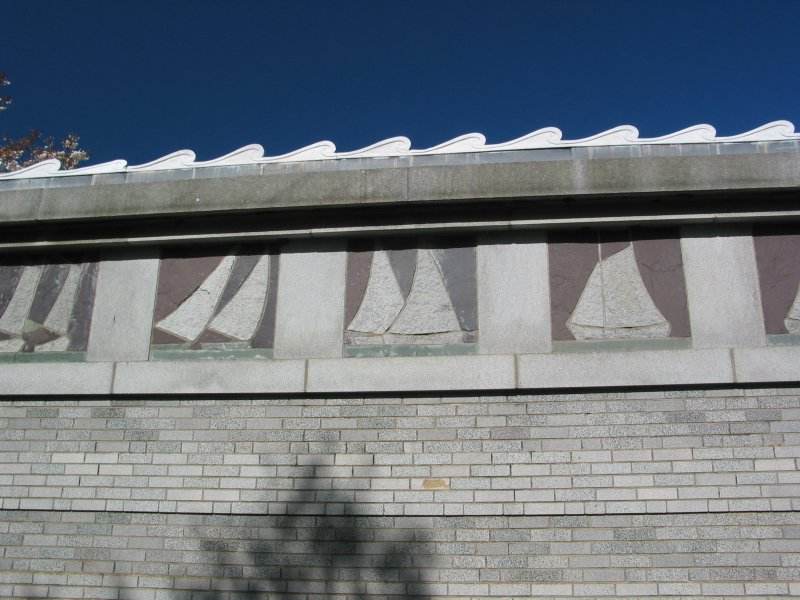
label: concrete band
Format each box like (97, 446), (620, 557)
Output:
(0, 346), (797, 395)
(0, 151), (798, 228)
(0, 223), (796, 395)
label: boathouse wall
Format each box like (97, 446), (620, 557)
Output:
(1, 142), (799, 598)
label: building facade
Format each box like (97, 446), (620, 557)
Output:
(1, 130), (800, 598)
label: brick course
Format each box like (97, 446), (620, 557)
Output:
(1, 510), (799, 598)
(2, 390), (799, 516)
(2, 387), (800, 597)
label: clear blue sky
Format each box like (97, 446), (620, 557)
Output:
(2, 1), (798, 165)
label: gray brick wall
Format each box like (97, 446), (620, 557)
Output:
(1, 511), (800, 598)
(2, 390), (799, 516)
(2, 386), (800, 598)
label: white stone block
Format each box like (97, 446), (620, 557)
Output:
(681, 225), (766, 349)
(307, 355), (515, 393)
(113, 360), (305, 394)
(87, 251), (160, 361)
(273, 240), (347, 358)
(0, 363), (113, 394)
(517, 348), (732, 389)
(733, 346), (800, 383)
(477, 232), (551, 354)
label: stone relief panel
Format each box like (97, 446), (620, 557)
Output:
(549, 228), (690, 342)
(151, 245), (279, 356)
(753, 225), (800, 337)
(0, 256), (97, 356)
(344, 237), (477, 354)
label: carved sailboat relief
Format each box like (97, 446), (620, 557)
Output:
(568, 245), (670, 340)
(208, 255), (271, 340)
(156, 256), (237, 342)
(347, 250), (406, 336)
(389, 249), (462, 339)
(0, 266), (41, 339)
(786, 285), (800, 334)
(0, 260), (97, 354)
(152, 248), (278, 352)
(345, 241), (477, 347)
(550, 230), (690, 343)
(752, 228), (800, 338)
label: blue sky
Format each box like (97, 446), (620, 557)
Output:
(2, 1), (799, 165)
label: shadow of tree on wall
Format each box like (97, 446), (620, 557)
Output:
(197, 462), (435, 599)
(16, 463), (435, 600)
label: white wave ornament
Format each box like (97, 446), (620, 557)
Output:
(193, 144), (265, 167)
(2, 120), (798, 180)
(637, 124), (716, 144)
(484, 127), (564, 151)
(60, 159), (129, 176)
(412, 133), (487, 155)
(716, 120), (799, 142)
(334, 137), (412, 159)
(0, 159), (62, 179)
(263, 140), (336, 163)
(127, 149), (197, 171)
(557, 125), (641, 147)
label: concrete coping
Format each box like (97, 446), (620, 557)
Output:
(0, 148), (798, 231)
(1, 346), (797, 396)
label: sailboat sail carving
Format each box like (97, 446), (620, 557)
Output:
(348, 250), (405, 335)
(347, 248), (464, 344)
(155, 254), (271, 344)
(786, 284), (800, 334)
(0, 266), (42, 337)
(0, 263), (91, 352)
(567, 244), (670, 340)
(208, 255), (271, 340)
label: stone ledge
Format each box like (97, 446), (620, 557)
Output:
(1, 152), (798, 227)
(517, 348), (734, 389)
(306, 354), (516, 393)
(112, 360), (306, 394)
(1, 346), (799, 395)
(0, 362), (114, 395)
(733, 346), (800, 382)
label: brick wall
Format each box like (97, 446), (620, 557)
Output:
(2, 510), (799, 599)
(2, 386), (800, 598)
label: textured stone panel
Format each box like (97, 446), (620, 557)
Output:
(347, 249), (405, 334)
(682, 225), (766, 349)
(345, 237), (477, 350)
(568, 245), (670, 339)
(548, 229), (597, 342)
(549, 228), (689, 342)
(477, 232), (551, 354)
(0, 253), (97, 355)
(633, 231), (691, 338)
(273, 240), (347, 359)
(152, 244), (279, 354)
(87, 251), (158, 362)
(753, 224), (800, 335)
